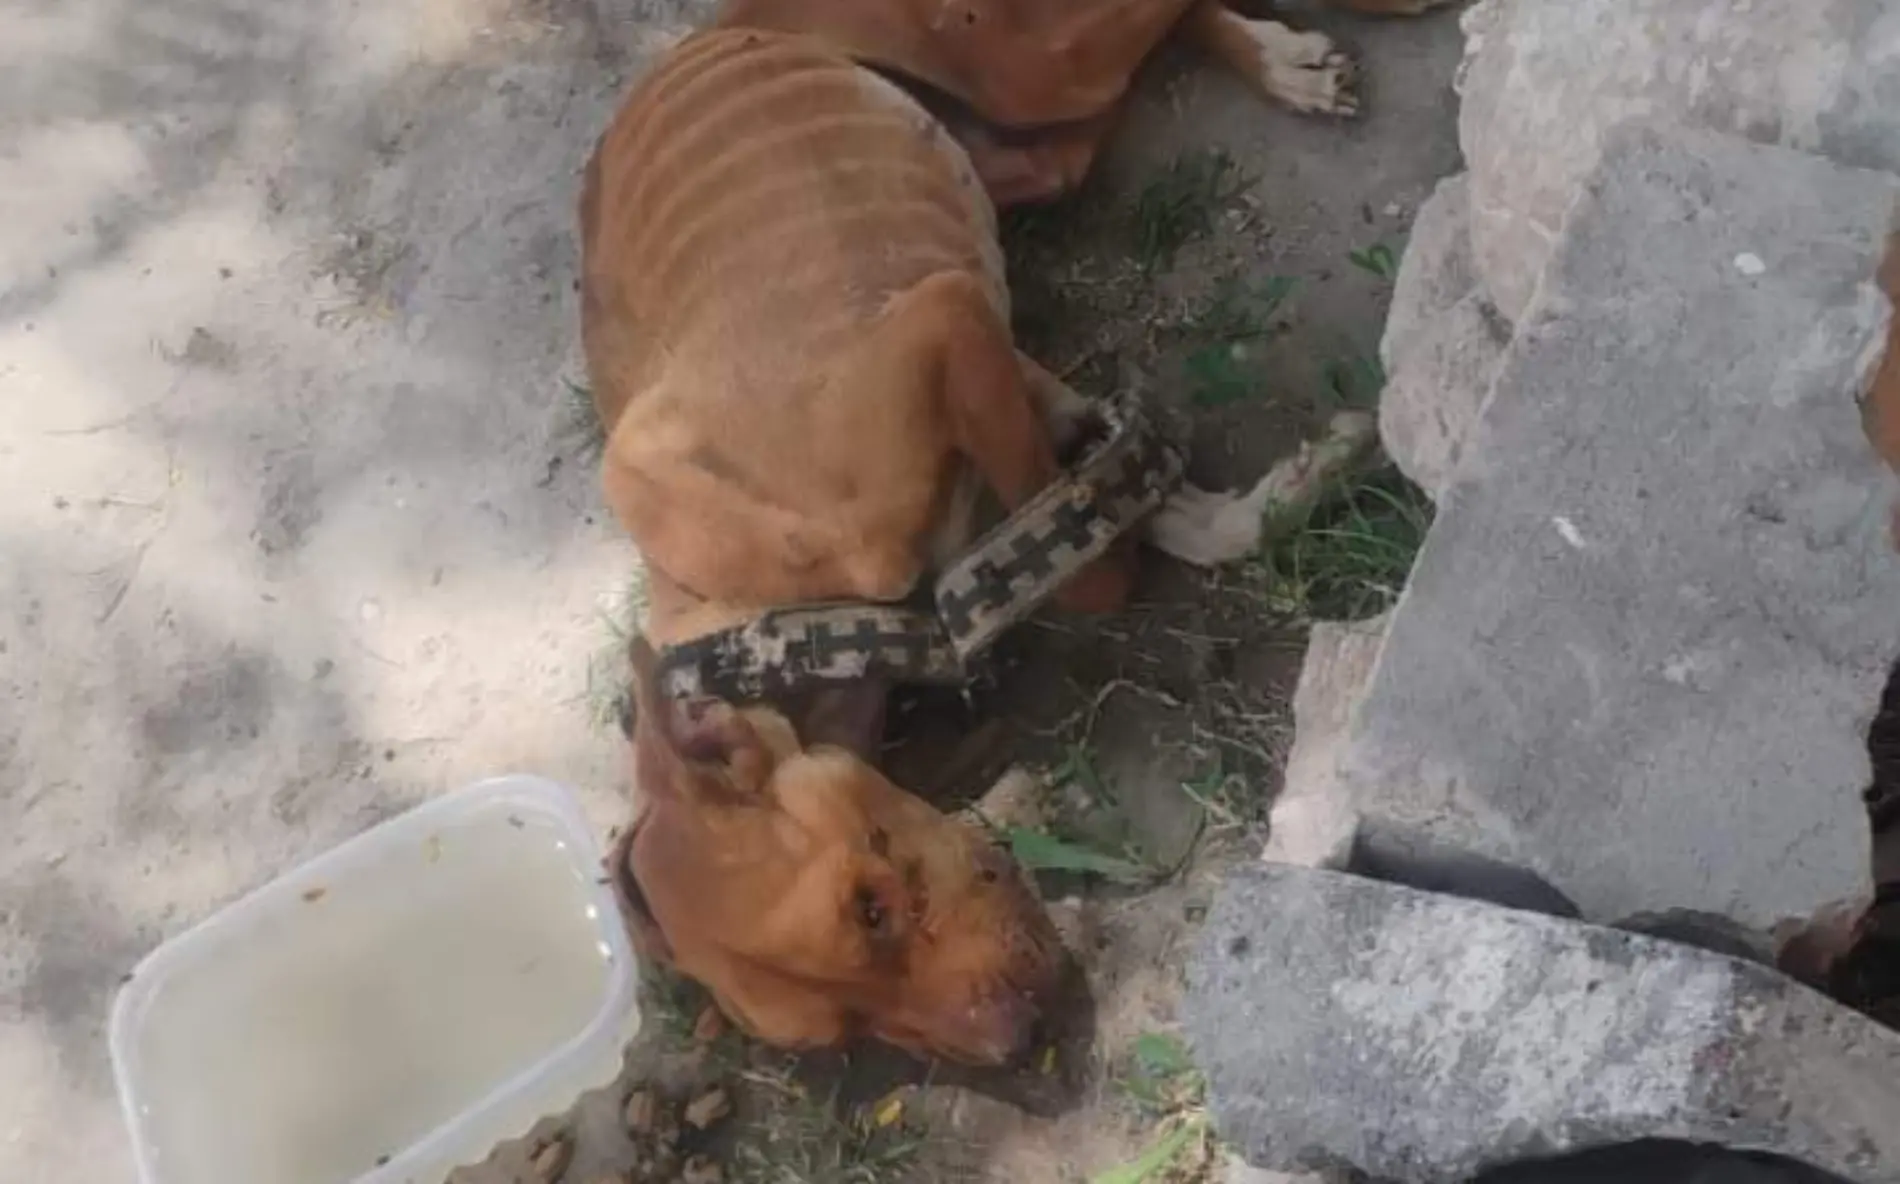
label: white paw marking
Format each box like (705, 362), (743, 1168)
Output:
(1244, 20), (1359, 117)
(1145, 411), (1380, 569)
(1146, 483), (1269, 568)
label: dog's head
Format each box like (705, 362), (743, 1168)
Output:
(620, 637), (1066, 1066)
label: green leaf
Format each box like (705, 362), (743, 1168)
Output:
(1131, 1032), (1195, 1079)
(1090, 1118), (1206, 1184)
(1006, 828), (1151, 884)
(1186, 345), (1256, 408)
(1349, 242), (1399, 279)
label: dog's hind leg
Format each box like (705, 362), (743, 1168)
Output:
(1182, 2), (1358, 116)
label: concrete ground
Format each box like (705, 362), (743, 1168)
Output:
(0, 1), (1463, 1181)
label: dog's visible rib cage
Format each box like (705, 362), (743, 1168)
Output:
(580, 30), (1017, 641)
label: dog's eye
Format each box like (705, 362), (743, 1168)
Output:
(975, 844), (1011, 884)
(856, 887), (887, 932)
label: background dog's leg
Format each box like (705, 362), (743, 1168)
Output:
(950, 109), (1124, 208)
(938, 0), (1205, 126)
(1321, 0), (1462, 14)
(1183, 2), (1359, 116)
(1147, 410), (1378, 567)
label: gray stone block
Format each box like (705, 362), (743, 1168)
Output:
(1456, 0), (1900, 321)
(1320, 121), (1900, 949)
(1379, 289), (1510, 498)
(1185, 864), (1900, 1184)
(1383, 173), (1482, 374)
(1379, 173), (1513, 497)
(1264, 614), (1386, 871)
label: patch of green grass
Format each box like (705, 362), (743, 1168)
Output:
(1178, 274), (1298, 408)
(1176, 754), (1262, 832)
(1128, 149), (1251, 272)
(1320, 351), (1387, 412)
(1348, 241), (1400, 280)
(1092, 1119), (1210, 1184)
(1183, 344), (1255, 408)
(1006, 826), (1154, 886)
(584, 570), (648, 733)
(1121, 1033), (1199, 1112)
(1200, 274), (1297, 341)
(1099, 1033), (1214, 1184)
(1257, 467), (1434, 622)
(630, 972), (922, 1183)
(728, 1065), (925, 1184)
(559, 377), (607, 462)
(1048, 740), (1110, 803)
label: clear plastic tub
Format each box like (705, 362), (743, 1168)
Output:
(109, 775), (640, 1184)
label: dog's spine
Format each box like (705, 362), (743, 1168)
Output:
(586, 31), (999, 358)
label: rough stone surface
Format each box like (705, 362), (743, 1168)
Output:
(1261, 614), (1386, 871)
(1315, 120), (1900, 949)
(1185, 864), (1900, 1184)
(1379, 173), (1511, 496)
(1378, 289), (1509, 497)
(1457, 0), (1900, 321)
(1381, 173), (1480, 372)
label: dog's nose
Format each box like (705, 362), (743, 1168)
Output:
(966, 989), (1041, 1065)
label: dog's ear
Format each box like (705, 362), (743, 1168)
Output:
(627, 635), (778, 797)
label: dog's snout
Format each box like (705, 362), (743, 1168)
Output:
(965, 986), (1043, 1065)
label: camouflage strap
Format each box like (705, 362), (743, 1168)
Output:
(655, 396), (1183, 702)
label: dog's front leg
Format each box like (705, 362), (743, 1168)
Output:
(1322, 0), (1463, 14)
(880, 272), (1136, 613)
(1013, 357), (1377, 569)
(1182, 2), (1359, 117)
(1147, 411), (1379, 568)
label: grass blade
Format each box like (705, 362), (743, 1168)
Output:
(1006, 828), (1151, 885)
(1090, 1117), (1207, 1184)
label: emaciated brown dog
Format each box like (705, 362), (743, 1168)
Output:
(581, 0), (1455, 1067)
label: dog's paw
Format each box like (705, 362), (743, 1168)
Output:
(1145, 483), (1270, 568)
(1247, 21), (1360, 117)
(1147, 412), (1380, 569)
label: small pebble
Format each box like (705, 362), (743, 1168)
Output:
(684, 1086), (732, 1130)
(692, 1005), (727, 1043)
(680, 1155), (722, 1184)
(527, 1132), (573, 1182)
(623, 1088), (659, 1135)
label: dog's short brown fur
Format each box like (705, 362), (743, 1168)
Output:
(582, 0), (1453, 1065)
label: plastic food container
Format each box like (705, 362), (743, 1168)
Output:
(109, 775), (640, 1184)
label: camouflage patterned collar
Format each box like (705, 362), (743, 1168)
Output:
(655, 396), (1183, 703)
